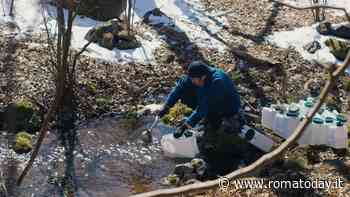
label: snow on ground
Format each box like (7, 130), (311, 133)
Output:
(0, 0), (229, 64)
(0, 0), (42, 33)
(266, 24), (350, 75)
(282, 0), (350, 16)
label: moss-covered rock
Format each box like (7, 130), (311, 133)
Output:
(325, 38), (350, 61)
(14, 131), (32, 154)
(3, 99), (41, 133)
(115, 39), (141, 50)
(16, 99), (34, 114)
(99, 32), (115, 50)
(68, 0), (127, 21)
(161, 102), (192, 126)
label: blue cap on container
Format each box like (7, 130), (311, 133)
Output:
(313, 117), (324, 124)
(336, 115), (347, 123)
(304, 101), (313, 108)
(325, 117), (334, 123)
(336, 121), (344, 127)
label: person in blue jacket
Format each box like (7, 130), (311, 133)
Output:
(159, 61), (241, 135)
(159, 61), (247, 177)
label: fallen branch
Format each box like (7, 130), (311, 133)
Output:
(130, 51), (350, 197)
(272, 0), (350, 22)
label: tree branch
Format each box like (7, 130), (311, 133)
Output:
(129, 51), (350, 197)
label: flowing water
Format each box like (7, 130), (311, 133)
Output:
(0, 115), (187, 197)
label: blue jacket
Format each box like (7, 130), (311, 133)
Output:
(164, 75), (198, 110)
(186, 68), (241, 127)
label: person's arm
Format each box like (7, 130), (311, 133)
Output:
(164, 77), (187, 108)
(185, 95), (209, 128)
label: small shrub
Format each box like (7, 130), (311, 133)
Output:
(86, 81), (97, 94)
(16, 131), (32, 141)
(14, 131), (32, 154)
(161, 102), (192, 126)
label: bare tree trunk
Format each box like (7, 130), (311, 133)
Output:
(127, 0), (132, 35)
(17, 0), (91, 186)
(9, 0), (14, 16)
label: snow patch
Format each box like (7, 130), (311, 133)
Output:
(266, 24), (350, 75)
(0, 0), (230, 64)
(282, 0), (350, 16)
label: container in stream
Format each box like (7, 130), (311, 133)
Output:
(239, 125), (274, 152)
(161, 130), (199, 158)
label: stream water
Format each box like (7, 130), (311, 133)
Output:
(0, 115), (187, 197)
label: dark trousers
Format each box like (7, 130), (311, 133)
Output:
(196, 114), (250, 178)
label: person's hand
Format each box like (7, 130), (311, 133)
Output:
(158, 105), (169, 118)
(173, 123), (189, 138)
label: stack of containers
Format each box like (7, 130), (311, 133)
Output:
(261, 97), (348, 149)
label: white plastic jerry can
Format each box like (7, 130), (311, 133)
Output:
(161, 132), (199, 158)
(283, 116), (300, 139)
(240, 125), (275, 152)
(327, 124), (348, 149)
(309, 117), (328, 145)
(261, 107), (277, 130)
(273, 113), (288, 138)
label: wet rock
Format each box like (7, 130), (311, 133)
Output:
(2, 99), (41, 133)
(64, 0), (127, 21)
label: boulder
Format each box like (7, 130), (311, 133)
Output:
(325, 38), (350, 61)
(99, 32), (115, 50)
(74, 0), (127, 21)
(3, 99), (41, 133)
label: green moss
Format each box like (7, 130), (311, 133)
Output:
(14, 131), (32, 154)
(16, 99), (34, 114)
(86, 82), (97, 94)
(16, 131), (32, 141)
(161, 102), (192, 126)
(96, 96), (112, 111)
